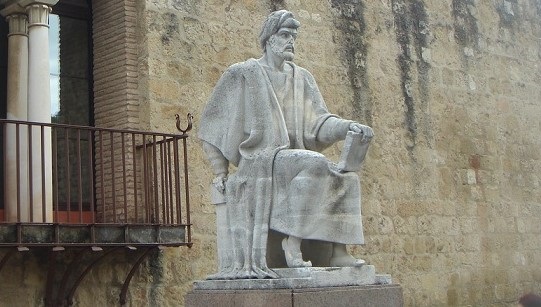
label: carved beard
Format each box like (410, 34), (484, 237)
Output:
(268, 36), (295, 61)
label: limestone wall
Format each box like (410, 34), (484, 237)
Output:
(139, 1), (541, 305)
(142, 0), (540, 305)
(1, 0), (540, 306)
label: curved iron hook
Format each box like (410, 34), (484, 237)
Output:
(176, 113), (193, 134)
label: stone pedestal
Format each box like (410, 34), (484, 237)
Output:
(186, 266), (403, 307)
(186, 284), (403, 307)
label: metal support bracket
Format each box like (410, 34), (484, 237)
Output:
(64, 247), (120, 306)
(120, 247), (156, 305)
(0, 249), (16, 274)
(33, 246), (158, 306)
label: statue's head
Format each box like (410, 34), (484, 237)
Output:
(259, 10), (300, 60)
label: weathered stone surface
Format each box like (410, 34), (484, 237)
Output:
(186, 288), (293, 307)
(158, 226), (186, 243)
(21, 225), (53, 243)
(128, 227), (157, 243)
(0, 225), (16, 243)
(58, 226), (90, 243)
(94, 226), (123, 243)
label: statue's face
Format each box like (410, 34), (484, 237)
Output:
(268, 27), (298, 61)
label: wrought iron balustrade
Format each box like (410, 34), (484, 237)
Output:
(0, 118), (192, 247)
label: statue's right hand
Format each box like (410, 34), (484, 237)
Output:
(212, 174), (227, 194)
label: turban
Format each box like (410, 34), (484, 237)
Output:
(259, 10), (300, 50)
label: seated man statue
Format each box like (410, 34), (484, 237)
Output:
(198, 10), (374, 279)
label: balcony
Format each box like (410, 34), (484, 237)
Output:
(0, 116), (193, 306)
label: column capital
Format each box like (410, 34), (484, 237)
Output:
(6, 13), (28, 36)
(25, 2), (52, 27)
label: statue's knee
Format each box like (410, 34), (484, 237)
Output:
(303, 154), (328, 176)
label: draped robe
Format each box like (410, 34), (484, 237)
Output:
(198, 59), (364, 278)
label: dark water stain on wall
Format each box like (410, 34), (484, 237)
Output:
(410, 0), (431, 145)
(148, 251), (164, 305)
(161, 12), (180, 45)
(391, 1), (417, 154)
(451, 0), (479, 49)
(451, 0), (481, 103)
(330, 0), (372, 126)
(410, 1), (430, 93)
(269, 0), (286, 12)
(392, 0), (430, 154)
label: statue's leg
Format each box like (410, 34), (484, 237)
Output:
(282, 236), (312, 268)
(206, 202), (235, 280)
(234, 221), (256, 279)
(273, 151), (328, 268)
(227, 198), (255, 279)
(329, 243), (365, 267)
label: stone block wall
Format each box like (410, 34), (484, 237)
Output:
(135, 0), (541, 305)
(1, 0), (540, 306)
(137, 0), (541, 306)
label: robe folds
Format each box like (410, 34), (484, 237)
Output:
(198, 59), (364, 278)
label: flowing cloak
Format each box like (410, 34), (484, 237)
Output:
(198, 59), (364, 276)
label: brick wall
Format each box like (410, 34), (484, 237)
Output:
(92, 0), (142, 222)
(92, 0), (140, 130)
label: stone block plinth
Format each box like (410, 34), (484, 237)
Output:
(187, 266), (402, 306)
(193, 266), (390, 290)
(185, 284), (403, 307)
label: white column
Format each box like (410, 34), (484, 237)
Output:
(1, 6), (30, 222)
(24, 0), (57, 222)
(4, 13), (27, 120)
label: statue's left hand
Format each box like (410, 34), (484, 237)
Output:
(349, 123), (374, 141)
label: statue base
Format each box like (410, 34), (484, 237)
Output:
(186, 266), (403, 306)
(186, 284), (403, 307)
(193, 266), (390, 290)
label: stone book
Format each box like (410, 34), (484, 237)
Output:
(337, 131), (370, 172)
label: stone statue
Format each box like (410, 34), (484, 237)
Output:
(198, 10), (374, 280)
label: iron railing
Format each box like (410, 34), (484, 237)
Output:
(0, 118), (192, 231)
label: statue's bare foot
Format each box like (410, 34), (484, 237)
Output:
(282, 238), (312, 268)
(234, 266), (258, 279)
(329, 254), (365, 267)
(252, 265), (278, 279)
